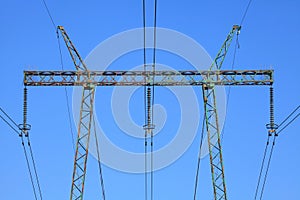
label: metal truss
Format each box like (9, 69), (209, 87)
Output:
(24, 70), (273, 87)
(25, 24), (273, 200)
(57, 26), (88, 71)
(202, 85), (227, 200)
(70, 86), (95, 200)
(202, 24), (239, 200)
(24, 68), (273, 200)
(210, 25), (241, 71)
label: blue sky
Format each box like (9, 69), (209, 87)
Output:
(1, 0), (300, 199)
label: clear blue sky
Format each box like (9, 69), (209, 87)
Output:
(1, 0), (299, 199)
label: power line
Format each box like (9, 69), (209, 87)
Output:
(193, 115), (205, 200)
(256, 105), (300, 199)
(221, 34), (239, 141)
(41, 0), (56, 30)
(27, 136), (43, 200)
(254, 86), (276, 200)
(41, 0), (76, 152)
(57, 30), (76, 152)
(93, 117), (106, 200)
(240, 0), (253, 25)
(259, 135), (276, 200)
(278, 105), (299, 127)
(254, 135), (271, 200)
(0, 106), (42, 199)
(0, 107), (20, 129)
(21, 136), (39, 200)
(151, 1), (158, 199)
(142, 0), (148, 199)
(276, 105), (300, 135)
(0, 113), (21, 136)
(277, 112), (300, 135)
(22, 87), (43, 200)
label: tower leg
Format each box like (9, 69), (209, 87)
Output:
(70, 86), (95, 200)
(202, 85), (227, 200)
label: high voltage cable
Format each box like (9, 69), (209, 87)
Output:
(23, 88), (43, 200)
(223, 0), (253, 140)
(0, 107), (42, 199)
(276, 105), (300, 135)
(193, 115), (206, 200)
(0, 107), (20, 129)
(40, 0), (76, 152)
(0, 113), (20, 136)
(277, 112), (300, 135)
(27, 136), (43, 200)
(151, 1), (158, 200)
(256, 105), (300, 199)
(42, 0), (56, 30)
(142, 0), (148, 199)
(142, 0), (159, 199)
(21, 136), (39, 200)
(221, 35), (239, 141)
(41, 0), (56, 30)
(57, 30), (76, 152)
(93, 117), (106, 200)
(277, 105), (299, 128)
(240, 0), (253, 25)
(259, 136), (276, 200)
(254, 135), (271, 200)
(255, 105), (300, 199)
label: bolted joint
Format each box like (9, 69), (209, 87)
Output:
(143, 124), (155, 135)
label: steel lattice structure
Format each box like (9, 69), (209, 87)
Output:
(23, 68), (273, 200)
(24, 70), (273, 87)
(24, 25), (274, 200)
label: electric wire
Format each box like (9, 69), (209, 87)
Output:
(93, 116), (106, 200)
(0, 113), (21, 136)
(21, 136), (39, 200)
(255, 105), (300, 199)
(254, 135), (271, 200)
(278, 105), (299, 127)
(193, 115), (206, 200)
(0, 108), (39, 200)
(277, 112), (300, 135)
(41, 0), (56, 30)
(41, 0), (76, 152)
(240, 0), (253, 25)
(222, 0), (252, 137)
(221, 35), (239, 141)
(255, 86), (276, 200)
(0, 107), (20, 128)
(23, 87), (43, 200)
(259, 135), (276, 200)
(150, 1), (158, 199)
(276, 105), (300, 134)
(142, 0), (148, 199)
(256, 105), (300, 199)
(27, 136), (43, 200)
(57, 30), (76, 152)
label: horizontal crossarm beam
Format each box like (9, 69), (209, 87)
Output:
(24, 70), (273, 87)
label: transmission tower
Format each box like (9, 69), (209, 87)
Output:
(23, 25), (273, 200)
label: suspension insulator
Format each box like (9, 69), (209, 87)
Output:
(19, 87), (31, 137)
(266, 86), (278, 135)
(147, 87), (152, 125)
(23, 87), (28, 126)
(270, 87), (274, 128)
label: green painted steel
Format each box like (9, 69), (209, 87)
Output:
(203, 25), (241, 200)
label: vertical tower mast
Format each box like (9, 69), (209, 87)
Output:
(57, 26), (95, 200)
(202, 25), (241, 200)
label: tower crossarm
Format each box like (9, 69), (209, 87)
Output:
(24, 70), (273, 87)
